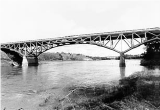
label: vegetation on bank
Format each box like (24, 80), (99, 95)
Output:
(38, 52), (92, 61)
(38, 72), (160, 110)
(140, 42), (160, 66)
(38, 52), (125, 61)
(38, 53), (142, 61)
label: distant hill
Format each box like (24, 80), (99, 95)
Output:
(38, 52), (119, 61)
(38, 52), (93, 61)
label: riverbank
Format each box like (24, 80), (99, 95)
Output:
(141, 59), (160, 66)
(38, 72), (160, 110)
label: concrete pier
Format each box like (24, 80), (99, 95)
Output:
(26, 56), (38, 66)
(119, 53), (126, 67)
(22, 56), (28, 66)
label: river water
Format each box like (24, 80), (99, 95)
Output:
(1, 60), (160, 110)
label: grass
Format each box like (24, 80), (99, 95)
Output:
(38, 72), (160, 110)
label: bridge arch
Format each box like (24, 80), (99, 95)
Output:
(37, 41), (121, 57)
(1, 48), (23, 65)
(123, 37), (160, 54)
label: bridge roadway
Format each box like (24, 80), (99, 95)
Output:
(1, 27), (160, 66)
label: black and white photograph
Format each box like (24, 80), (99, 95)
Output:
(1, 0), (160, 109)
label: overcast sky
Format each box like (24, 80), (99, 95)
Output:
(0, 0), (160, 56)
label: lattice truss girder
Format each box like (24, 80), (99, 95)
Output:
(1, 28), (160, 56)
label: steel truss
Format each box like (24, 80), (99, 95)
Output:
(1, 27), (160, 57)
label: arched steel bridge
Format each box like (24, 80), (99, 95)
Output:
(1, 27), (160, 66)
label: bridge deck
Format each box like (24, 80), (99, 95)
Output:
(1, 27), (160, 46)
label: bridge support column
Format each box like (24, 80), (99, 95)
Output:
(119, 53), (126, 67)
(26, 56), (38, 66)
(22, 56), (28, 66)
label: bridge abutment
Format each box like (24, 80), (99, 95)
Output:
(119, 53), (126, 67)
(26, 56), (38, 66)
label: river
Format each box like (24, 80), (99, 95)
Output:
(1, 60), (160, 110)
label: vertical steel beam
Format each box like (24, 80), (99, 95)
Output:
(121, 34), (122, 52)
(36, 42), (38, 56)
(144, 32), (147, 41)
(131, 33), (134, 47)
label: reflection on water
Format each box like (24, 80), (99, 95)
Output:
(22, 66), (38, 81)
(22, 66), (27, 81)
(120, 67), (125, 79)
(1, 60), (160, 109)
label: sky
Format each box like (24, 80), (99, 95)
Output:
(0, 0), (160, 56)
